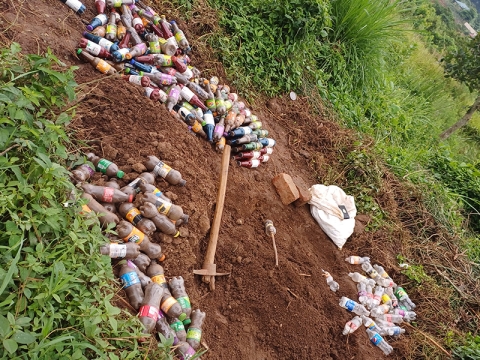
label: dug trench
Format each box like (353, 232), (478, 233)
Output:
(1, 0), (424, 358)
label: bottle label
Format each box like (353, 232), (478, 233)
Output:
(159, 73), (172, 85)
(192, 121), (202, 133)
(370, 333), (383, 346)
(168, 87), (180, 100)
(153, 162), (172, 178)
(96, 158), (112, 173)
(381, 294), (391, 304)
(106, 24), (117, 35)
(174, 32), (185, 43)
(100, 187), (115, 202)
(156, 199), (172, 215)
(96, 60), (112, 74)
(85, 41), (101, 56)
(108, 243), (127, 258)
(344, 299), (355, 312)
(392, 327), (401, 336)
(138, 305), (159, 321)
(366, 321), (376, 330)
(144, 87), (155, 99)
(157, 309), (166, 319)
(158, 37), (167, 45)
(204, 113), (215, 125)
(357, 290), (367, 298)
(112, 0), (122, 6)
(120, 271), (140, 288)
(395, 287), (407, 299)
(214, 124), (224, 135)
(186, 327), (202, 342)
(151, 274), (167, 288)
(81, 164), (95, 177)
(177, 296), (191, 309)
(162, 55), (173, 66)
(153, 188), (162, 197)
(158, 89), (168, 103)
(127, 178), (141, 188)
(126, 208), (143, 225)
(179, 346), (195, 360)
(161, 296), (177, 313)
(123, 227), (144, 244)
(128, 75), (143, 86)
(180, 87), (194, 102)
(149, 41), (161, 54)
(206, 98), (216, 109)
(98, 38), (113, 52)
(396, 309), (405, 316)
(170, 320), (185, 332)
(65, 0), (83, 12)
(132, 17), (143, 27)
(384, 314), (392, 322)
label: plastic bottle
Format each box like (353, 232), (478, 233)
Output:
(95, 0), (105, 14)
(370, 304), (391, 318)
(138, 282), (163, 333)
(237, 142), (262, 152)
(81, 193), (120, 227)
(384, 286), (398, 308)
(174, 341), (196, 360)
(60, 0), (86, 14)
(339, 297), (370, 316)
(119, 263), (144, 310)
(165, 84), (181, 111)
(232, 148), (273, 161)
(144, 155), (186, 186)
(360, 315), (383, 333)
(342, 316), (362, 335)
(170, 21), (189, 49)
(258, 138), (276, 148)
(202, 110), (215, 142)
(180, 86), (207, 111)
(203, 80), (216, 112)
(121, 172), (155, 196)
(224, 111), (237, 133)
(375, 314), (403, 324)
(71, 163), (95, 183)
(215, 89), (226, 115)
(159, 36), (178, 56)
(373, 264), (392, 280)
(156, 310), (178, 345)
(371, 286), (384, 308)
(158, 15), (173, 38)
(398, 299), (413, 311)
(187, 82), (209, 100)
(116, 221), (165, 261)
(357, 282), (368, 304)
(173, 106), (207, 139)
(160, 288), (186, 321)
(143, 87), (165, 102)
(389, 308), (416, 321)
(87, 153), (124, 178)
(78, 38), (112, 59)
(216, 137), (225, 153)
(132, 12), (145, 33)
(138, 183), (171, 202)
(125, 43), (147, 60)
(160, 67), (189, 85)
(142, 192), (185, 221)
(348, 272), (368, 283)
(132, 253), (151, 273)
(107, 0), (135, 6)
(212, 115), (225, 143)
(366, 329), (393, 356)
(139, 202), (180, 237)
(126, 260), (152, 288)
(228, 134), (257, 146)
(168, 277), (192, 323)
(228, 126), (252, 138)
(365, 284), (374, 309)
(146, 261), (168, 289)
(394, 287), (416, 309)
(237, 160), (260, 169)
(362, 262), (379, 279)
(77, 49), (117, 75)
(81, 183), (133, 203)
(118, 29), (131, 49)
(91, 26), (106, 37)
(122, 74), (150, 87)
(127, 27), (144, 46)
(321, 270), (339, 292)
(379, 326), (405, 337)
(87, 14), (108, 32)
(117, 17), (126, 40)
(169, 317), (187, 341)
(105, 9), (118, 41)
(100, 242), (140, 259)
(119, 203), (157, 235)
(186, 309), (205, 350)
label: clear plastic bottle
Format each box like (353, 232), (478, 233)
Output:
(339, 297), (370, 316)
(87, 153), (124, 178)
(348, 272), (368, 283)
(375, 313), (403, 324)
(366, 329), (393, 355)
(342, 316), (362, 335)
(362, 262), (379, 279)
(357, 282), (368, 304)
(379, 326), (405, 337)
(170, 21), (189, 49)
(321, 270), (339, 292)
(360, 315), (383, 333)
(394, 287), (416, 309)
(390, 308), (416, 321)
(139, 202), (180, 237)
(370, 304), (391, 318)
(371, 286), (384, 308)
(384, 287), (398, 308)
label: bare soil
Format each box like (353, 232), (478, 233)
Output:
(1, 0), (422, 359)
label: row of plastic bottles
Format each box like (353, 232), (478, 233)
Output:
(336, 255), (418, 356)
(70, 151), (202, 359)
(67, 0), (277, 169)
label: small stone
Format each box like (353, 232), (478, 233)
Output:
(298, 150), (311, 159)
(268, 270), (274, 278)
(179, 227), (189, 237)
(243, 257), (252, 264)
(126, 158), (136, 165)
(103, 144), (118, 159)
(152, 141), (158, 147)
(236, 218), (244, 225)
(236, 256), (243, 264)
(254, 172), (262, 182)
(165, 191), (178, 201)
(132, 163), (147, 173)
(243, 326), (251, 333)
(122, 172), (139, 182)
(149, 132), (158, 138)
(234, 277), (243, 287)
(198, 215), (210, 235)
(173, 237), (182, 245)
(159, 233), (173, 244)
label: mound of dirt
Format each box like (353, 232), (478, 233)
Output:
(1, 0), (413, 358)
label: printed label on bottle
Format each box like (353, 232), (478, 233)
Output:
(170, 320), (185, 332)
(392, 327), (401, 336)
(396, 309), (405, 316)
(128, 76), (143, 86)
(204, 113), (215, 125)
(250, 159), (260, 168)
(151, 274), (167, 288)
(112, 0), (122, 7)
(98, 38), (113, 52)
(206, 98), (216, 109)
(96, 158), (112, 173)
(153, 188), (162, 197)
(157, 309), (166, 319)
(126, 208), (143, 225)
(162, 55), (173, 66)
(138, 305), (159, 321)
(266, 138), (276, 147)
(179, 346), (195, 360)
(370, 333), (383, 346)
(161, 296), (177, 313)
(214, 125), (224, 135)
(186, 327), (202, 342)
(65, 0), (83, 12)
(149, 41), (161, 54)
(145, 87), (155, 99)
(132, 17), (143, 27)
(192, 121), (202, 133)
(109, 243), (127, 258)
(158, 37), (167, 44)
(385, 314), (392, 322)
(168, 87), (180, 100)
(153, 162), (172, 178)
(156, 199), (172, 215)
(159, 73), (172, 85)
(120, 271), (140, 288)
(123, 227), (144, 244)
(357, 290), (367, 298)
(395, 288), (407, 299)
(102, 187), (115, 202)
(367, 321), (376, 330)
(106, 24), (117, 35)
(177, 296), (191, 309)
(81, 164), (95, 176)
(344, 299), (355, 312)
(180, 87), (194, 102)
(85, 41), (101, 56)
(158, 89), (168, 103)
(216, 98), (224, 108)
(96, 60), (112, 74)
(174, 32), (185, 43)
(381, 294), (391, 304)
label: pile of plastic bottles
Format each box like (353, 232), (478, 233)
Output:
(63, 0), (276, 169)
(324, 256), (416, 356)
(71, 153), (204, 359)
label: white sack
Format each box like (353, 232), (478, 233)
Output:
(308, 184), (357, 250)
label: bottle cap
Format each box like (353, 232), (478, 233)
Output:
(178, 313), (187, 321)
(117, 171), (125, 179)
(128, 194), (134, 203)
(158, 254), (166, 262)
(174, 231), (180, 238)
(182, 318), (191, 326)
(76, 48), (82, 55)
(86, 25), (94, 32)
(179, 179), (186, 187)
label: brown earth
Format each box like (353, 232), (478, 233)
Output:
(1, 0), (431, 359)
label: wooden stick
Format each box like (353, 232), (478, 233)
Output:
(403, 323), (451, 357)
(299, 273), (311, 277)
(202, 144), (231, 285)
(287, 288), (299, 299)
(271, 234), (278, 267)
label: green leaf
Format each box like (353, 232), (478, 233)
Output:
(0, 314), (10, 338)
(3, 338), (18, 354)
(15, 317), (31, 327)
(13, 330), (35, 345)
